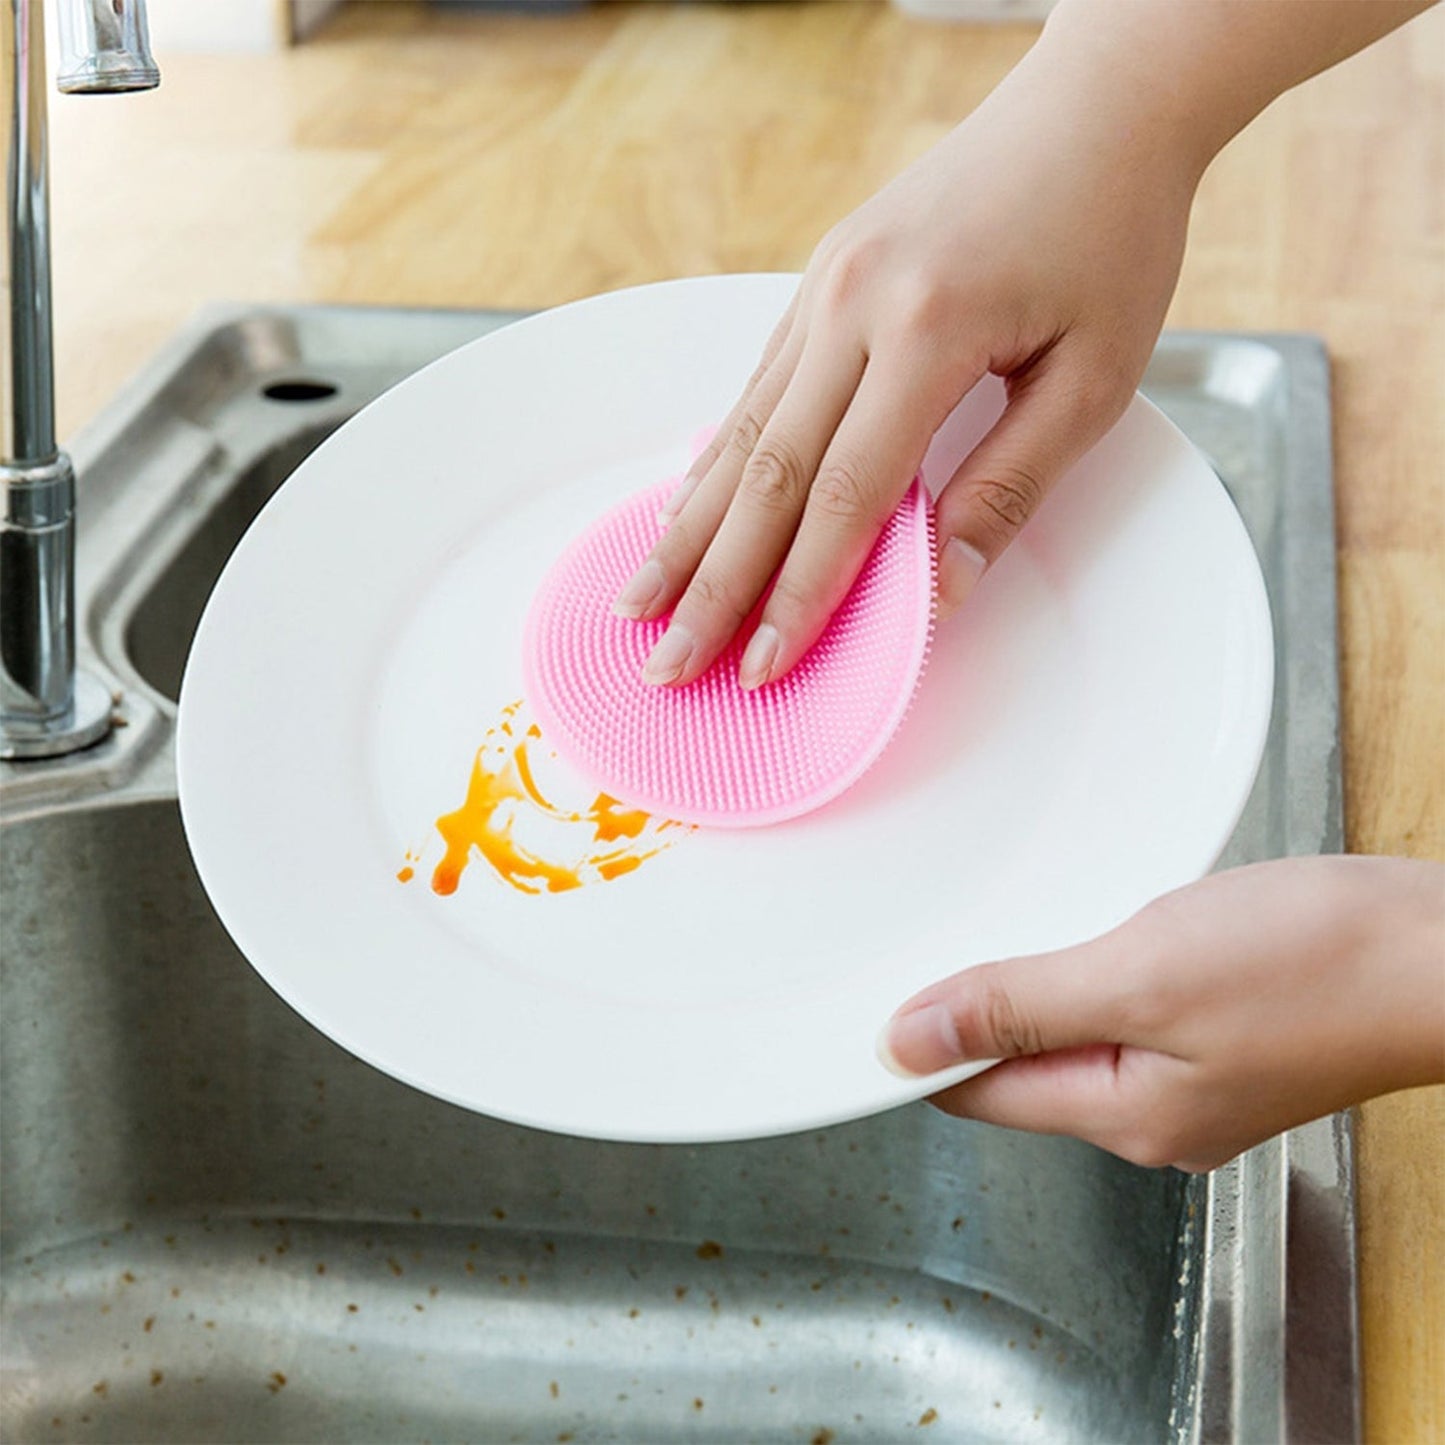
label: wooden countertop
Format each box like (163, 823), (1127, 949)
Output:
(47, 2), (1442, 1436)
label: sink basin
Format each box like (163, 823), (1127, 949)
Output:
(0, 306), (1357, 1442)
(2, 797), (1192, 1443)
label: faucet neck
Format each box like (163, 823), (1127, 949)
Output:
(2, 0), (57, 467)
(1, 0), (114, 758)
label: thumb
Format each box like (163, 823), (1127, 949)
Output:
(878, 937), (1134, 1076)
(934, 348), (1134, 617)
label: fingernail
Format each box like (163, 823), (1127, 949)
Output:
(641, 624), (696, 686)
(613, 559), (666, 619)
(937, 537), (988, 621)
(876, 1003), (964, 1077)
(739, 623), (780, 691)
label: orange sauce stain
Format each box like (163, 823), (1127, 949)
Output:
(597, 854), (646, 881)
(406, 702), (691, 897)
(512, 739), (561, 814)
(431, 746), (584, 897)
(591, 794), (651, 844)
(396, 866), (415, 884)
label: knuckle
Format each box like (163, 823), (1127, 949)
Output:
(955, 969), (1043, 1060)
(981, 470), (1044, 527)
(983, 981), (1044, 1059)
(739, 439), (811, 514)
(1102, 915), (1170, 1037)
(813, 221), (846, 264)
(1113, 892), (1201, 1035)
(1113, 975), (1167, 1044)
(818, 237), (882, 312)
(892, 278), (954, 341)
(683, 568), (750, 628)
(810, 455), (875, 524)
(965, 469), (1044, 542)
(726, 407), (767, 463)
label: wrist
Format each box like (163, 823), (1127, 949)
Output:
(1026, 0), (1265, 184)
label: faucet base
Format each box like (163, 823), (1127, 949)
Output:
(0, 667), (112, 758)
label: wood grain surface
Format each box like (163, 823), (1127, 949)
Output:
(46, 2), (1442, 1436)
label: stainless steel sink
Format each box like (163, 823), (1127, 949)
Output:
(0, 307), (1357, 1442)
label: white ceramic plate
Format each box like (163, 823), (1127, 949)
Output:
(178, 273), (1273, 1144)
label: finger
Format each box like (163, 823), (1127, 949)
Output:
(658, 293), (802, 527)
(877, 928), (1143, 1076)
(933, 1046), (1216, 1172)
(613, 335), (802, 623)
(741, 349), (977, 689)
(927, 1044), (1135, 1145)
(642, 334), (866, 686)
(933, 346), (1135, 618)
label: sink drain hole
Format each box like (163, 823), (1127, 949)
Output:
(262, 379), (339, 403)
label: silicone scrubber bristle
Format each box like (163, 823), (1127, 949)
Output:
(523, 465), (937, 828)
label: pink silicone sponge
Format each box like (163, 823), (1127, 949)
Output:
(523, 467), (937, 828)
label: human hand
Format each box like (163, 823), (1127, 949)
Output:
(878, 856), (1445, 1172)
(612, 30), (1202, 688)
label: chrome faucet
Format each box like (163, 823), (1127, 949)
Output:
(1, 0), (157, 759)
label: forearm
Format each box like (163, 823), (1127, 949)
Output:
(1022, 0), (1437, 179)
(1354, 860), (1445, 1097)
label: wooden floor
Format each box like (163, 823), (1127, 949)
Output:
(48, 3), (1443, 1437)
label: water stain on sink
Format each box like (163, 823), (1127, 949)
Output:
(399, 700), (690, 896)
